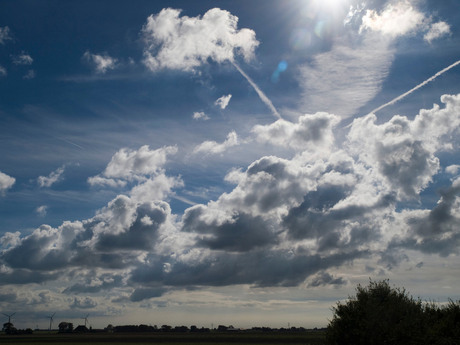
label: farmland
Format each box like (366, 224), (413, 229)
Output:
(0, 330), (326, 345)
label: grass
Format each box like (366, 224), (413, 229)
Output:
(0, 330), (326, 345)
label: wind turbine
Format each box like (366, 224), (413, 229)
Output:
(2, 312), (15, 324)
(47, 312), (55, 331)
(82, 314), (89, 328)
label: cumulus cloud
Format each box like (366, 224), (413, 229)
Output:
(0, 26), (12, 44)
(424, 21), (451, 43)
(83, 51), (117, 74)
(446, 165), (460, 175)
(12, 52), (33, 65)
(89, 145), (177, 186)
(192, 111), (210, 121)
(36, 205), (48, 217)
(215, 94), (232, 109)
(37, 166), (65, 188)
(0, 171), (15, 194)
(1, 94), (460, 301)
(360, 0), (425, 37)
(0, 65), (6, 76)
(193, 131), (238, 155)
(142, 8), (258, 72)
(360, 1), (450, 43)
(252, 112), (340, 152)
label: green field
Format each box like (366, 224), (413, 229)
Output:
(0, 331), (326, 345)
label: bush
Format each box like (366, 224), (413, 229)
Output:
(326, 280), (426, 345)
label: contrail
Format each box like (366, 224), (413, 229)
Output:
(231, 61), (282, 119)
(369, 59), (460, 115)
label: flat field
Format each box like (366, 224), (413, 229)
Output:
(0, 331), (326, 345)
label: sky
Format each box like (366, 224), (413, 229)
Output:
(0, 0), (460, 330)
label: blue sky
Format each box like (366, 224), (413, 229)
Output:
(1, 0), (460, 329)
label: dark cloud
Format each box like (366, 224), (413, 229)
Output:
(0, 292), (17, 302)
(130, 248), (368, 289)
(183, 208), (278, 252)
(70, 297), (97, 309)
(95, 200), (169, 251)
(307, 271), (347, 287)
(376, 139), (438, 198)
(0, 270), (59, 285)
(388, 178), (460, 257)
(130, 286), (167, 302)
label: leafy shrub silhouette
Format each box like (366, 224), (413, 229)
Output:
(326, 280), (460, 345)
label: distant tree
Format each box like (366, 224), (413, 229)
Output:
(326, 280), (425, 345)
(58, 322), (73, 333)
(3, 322), (17, 334)
(160, 324), (172, 332)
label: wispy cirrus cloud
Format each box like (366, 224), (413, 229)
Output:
(0, 26), (12, 44)
(11, 52), (33, 65)
(299, 0), (452, 118)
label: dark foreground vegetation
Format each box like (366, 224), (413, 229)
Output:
(2, 280), (459, 344)
(327, 280), (460, 345)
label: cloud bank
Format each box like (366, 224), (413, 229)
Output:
(1, 93), (459, 304)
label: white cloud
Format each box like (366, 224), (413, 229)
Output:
(424, 21), (451, 43)
(103, 145), (176, 180)
(142, 8), (259, 72)
(36, 205), (48, 217)
(37, 166), (65, 188)
(0, 231), (21, 248)
(88, 145), (178, 192)
(83, 51), (117, 74)
(0, 65), (6, 76)
(0, 26), (12, 44)
(348, 94), (460, 199)
(87, 176), (127, 188)
(252, 112), (340, 152)
(360, 1), (425, 37)
(446, 165), (460, 175)
(215, 94), (232, 109)
(192, 111), (210, 121)
(193, 131), (239, 155)
(12, 52), (33, 65)
(0, 171), (15, 194)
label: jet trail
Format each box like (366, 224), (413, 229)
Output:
(369, 59), (460, 115)
(232, 61), (282, 119)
